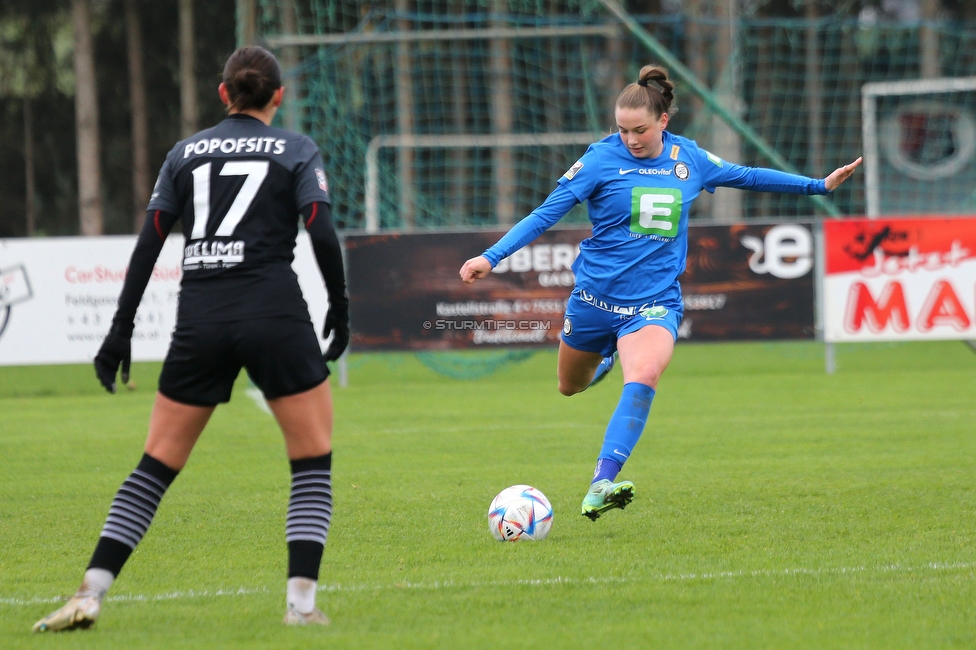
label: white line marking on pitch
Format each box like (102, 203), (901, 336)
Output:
(3, 561), (974, 608)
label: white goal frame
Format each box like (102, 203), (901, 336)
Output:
(861, 75), (976, 218)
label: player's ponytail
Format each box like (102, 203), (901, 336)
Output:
(222, 46), (282, 112)
(616, 65), (676, 118)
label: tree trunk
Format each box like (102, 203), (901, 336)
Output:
(237, 0), (257, 46)
(24, 98), (36, 236)
(450, 2), (469, 221)
(126, 0), (151, 232)
(72, 0), (103, 236)
(919, 0), (941, 79)
(711, 0), (743, 223)
(179, 0), (198, 138)
(395, 0), (416, 229)
(490, 0), (515, 226)
(280, 1), (301, 132)
(684, 4), (712, 217)
(805, 0), (824, 177)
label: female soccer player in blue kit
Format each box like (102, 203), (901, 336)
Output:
(460, 65), (861, 521)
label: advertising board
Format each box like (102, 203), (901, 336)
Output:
(0, 234), (328, 365)
(823, 217), (976, 342)
(346, 222), (816, 351)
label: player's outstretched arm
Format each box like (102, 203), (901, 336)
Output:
(824, 157), (863, 191)
(460, 256), (493, 284)
(459, 185), (581, 284)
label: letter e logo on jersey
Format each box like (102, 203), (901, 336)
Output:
(315, 168), (329, 192)
(630, 188), (682, 238)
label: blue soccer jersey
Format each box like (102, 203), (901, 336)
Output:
(483, 130), (828, 303)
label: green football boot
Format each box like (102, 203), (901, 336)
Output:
(581, 478), (635, 521)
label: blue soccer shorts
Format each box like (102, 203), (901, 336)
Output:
(560, 282), (684, 357)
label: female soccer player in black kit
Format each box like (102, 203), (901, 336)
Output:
(34, 46), (346, 630)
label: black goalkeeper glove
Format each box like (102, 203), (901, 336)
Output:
(94, 325), (132, 394)
(322, 300), (349, 363)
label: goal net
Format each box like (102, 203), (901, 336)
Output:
(245, 2), (976, 230)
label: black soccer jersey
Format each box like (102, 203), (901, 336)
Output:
(148, 114), (332, 324)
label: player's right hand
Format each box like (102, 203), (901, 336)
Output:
(322, 300), (350, 363)
(94, 327), (132, 394)
(459, 256), (493, 283)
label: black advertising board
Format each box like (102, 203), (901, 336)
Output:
(345, 222), (815, 351)
(345, 229), (579, 351)
(681, 222), (815, 340)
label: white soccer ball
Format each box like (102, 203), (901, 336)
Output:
(488, 485), (553, 542)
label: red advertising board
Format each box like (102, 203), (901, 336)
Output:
(822, 216), (976, 341)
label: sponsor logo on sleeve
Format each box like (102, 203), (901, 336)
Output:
(315, 168), (329, 192)
(563, 160), (584, 180)
(704, 150), (724, 167)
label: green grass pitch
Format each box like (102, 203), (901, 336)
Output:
(1, 341), (975, 648)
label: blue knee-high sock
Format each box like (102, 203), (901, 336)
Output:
(592, 382), (655, 483)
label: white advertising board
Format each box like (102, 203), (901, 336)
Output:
(823, 217), (976, 342)
(0, 234), (329, 366)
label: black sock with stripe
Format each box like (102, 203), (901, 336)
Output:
(286, 453), (333, 580)
(88, 453), (179, 577)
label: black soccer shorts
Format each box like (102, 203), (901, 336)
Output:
(158, 317), (329, 406)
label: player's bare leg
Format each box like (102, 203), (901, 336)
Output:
(616, 325), (674, 390)
(267, 380), (334, 626)
(557, 341), (605, 396)
(144, 393), (215, 469)
(271, 380), (333, 460)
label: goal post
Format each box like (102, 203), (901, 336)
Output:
(862, 76), (976, 218)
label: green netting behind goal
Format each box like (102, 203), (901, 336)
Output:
(248, 2), (976, 229)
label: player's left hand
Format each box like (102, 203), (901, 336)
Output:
(323, 301), (349, 362)
(94, 327), (132, 394)
(824, 157), (863, 191)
